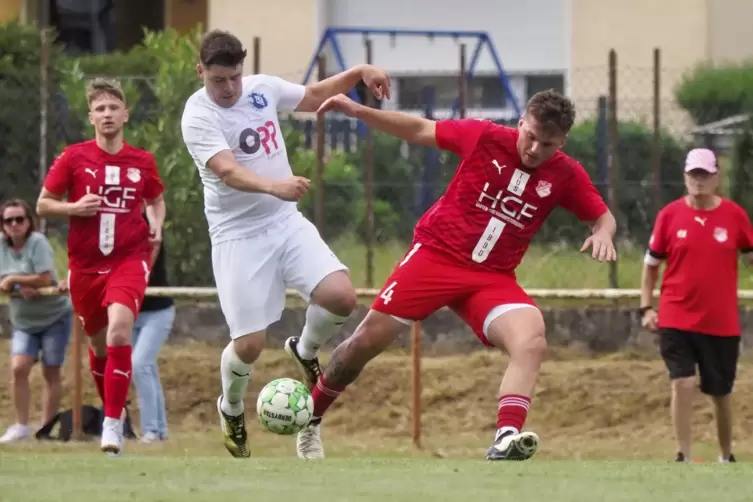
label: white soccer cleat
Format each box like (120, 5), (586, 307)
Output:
(100, 417), (124, 456)
(297, 422), (325, 460)
(485, 430), (539, 461)
(0, 424), (32, 443)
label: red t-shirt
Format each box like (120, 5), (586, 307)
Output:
(647, 197), (753, 336)
(43, 140), (165, 274)
(412, 119), (608, 273)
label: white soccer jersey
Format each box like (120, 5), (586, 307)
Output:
(181, 74), (306, 244)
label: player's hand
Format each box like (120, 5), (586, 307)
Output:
(641, 308), (658, 332)
(268, 176), (310, 201)
(148, 224), (163, 247)
(580, 232), (617, 262)
(57, 277), (69, 293)
(70, 193), (102, 217)
(317, 94), (360, 117)
(359, 65), (392, 101)
(18, 286), (39, 300)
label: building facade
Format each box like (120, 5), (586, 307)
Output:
(3, 0), (752, 122)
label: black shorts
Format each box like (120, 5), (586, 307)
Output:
(658, 328), (740, 396)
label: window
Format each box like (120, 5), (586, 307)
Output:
(50, 0), (164, 55)
(525, 74), (565, 100)
(397, 75), (508, 109)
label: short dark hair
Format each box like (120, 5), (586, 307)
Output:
(199, 30), (247, 68)
(525, 89), (576, 135)
(1, 198), (37, 245)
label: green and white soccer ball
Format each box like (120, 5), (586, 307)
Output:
(256, 377), (314, 435)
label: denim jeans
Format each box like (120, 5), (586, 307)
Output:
(132, 305), (175, 438)
(11, 310), (72, 367)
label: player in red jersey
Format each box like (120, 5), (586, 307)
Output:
(640, 148), (753, 463)
(36, 78), (166, 455)
(289, 90), (617, 461)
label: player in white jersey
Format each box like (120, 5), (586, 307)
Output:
(180, 30), (391, 460)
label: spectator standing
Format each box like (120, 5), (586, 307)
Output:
(640, 148), (753, 463)
(0, 199), (72, 443)
(131, 219), (174, 442)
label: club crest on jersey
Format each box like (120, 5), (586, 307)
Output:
(126, 167), (141, 183)
(714, 227), (728, 243)
(535, 180), (552, 197)
(249, 92), (268, 110)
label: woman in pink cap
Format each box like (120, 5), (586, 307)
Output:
(640, 148), (753, 463)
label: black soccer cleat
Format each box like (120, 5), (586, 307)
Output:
(485, 430), (539, 461)
(216, 396), (250, 458)
(284, 336), (323, 389)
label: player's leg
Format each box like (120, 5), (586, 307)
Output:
(98, 258), (151, 455)
(297, 310), (410, 459)
(68, 269), (109, 406)
(482, 306), (544, 460)
(451, 276), (543, 461)
(279, 215), (356, 388)
(696, 334), (741, 463)
(298, 243), (460, 459)
(657, 328), (698, 462)
(213, 237), (286, 458)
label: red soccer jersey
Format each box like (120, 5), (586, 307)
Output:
(413, 119), (607, 273)
(647, 197), (753, 336)
(43, 140), (165, 274)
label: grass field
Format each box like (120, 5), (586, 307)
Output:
(2, 341), (753, 500)
(1, 454), (752, 501)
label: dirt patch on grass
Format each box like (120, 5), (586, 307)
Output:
(2, 340), (753, 448)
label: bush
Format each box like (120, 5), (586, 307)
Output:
(556, 119), (689, 245)
(675, 62), (753, 125)
(0, 22), (64, 203)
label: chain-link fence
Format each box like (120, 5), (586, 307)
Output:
(1, 30), (747, 290)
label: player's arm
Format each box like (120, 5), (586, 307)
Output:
(559, 162), (617, 261)
(586, 209), (617, 240)
(182, 112), (307, 200)
(296, 64), (390, 112)
(640, 211), (667, 329)
(735, 206), (753, 266)
(145, 194), (166, 229)
(37, 150), (100, 218)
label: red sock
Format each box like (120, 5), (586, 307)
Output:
(104, 345), (132, 419)
(88, 346), (107, 405)
(311, 374), (346, 420)
(497, 394), (532, 432)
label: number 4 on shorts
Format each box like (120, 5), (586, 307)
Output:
(380, 281), (398, 305)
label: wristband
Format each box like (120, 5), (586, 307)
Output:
(638, 306), (653, 316)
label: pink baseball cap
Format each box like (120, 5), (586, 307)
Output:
(684, 148), (718, 174)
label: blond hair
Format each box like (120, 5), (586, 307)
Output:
(86, 77), (126, 106)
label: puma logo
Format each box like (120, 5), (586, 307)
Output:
(695, 216), (707, 226)
(492, 159), (505, 175)
(85, 168), (97, 178)
(113, 369), (130, 378)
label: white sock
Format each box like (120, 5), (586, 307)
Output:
(297, 304), (349, 360)
(220, 342), (250, 416)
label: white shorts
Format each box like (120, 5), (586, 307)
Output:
(211, 213), (348, 338)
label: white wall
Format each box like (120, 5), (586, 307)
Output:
(319, 0), (568, 76)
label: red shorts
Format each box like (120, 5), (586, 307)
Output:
(69, 257), (151, 336)
(371, 243), (536, 346)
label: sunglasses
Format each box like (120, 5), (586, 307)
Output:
(2, 216), (26, 226)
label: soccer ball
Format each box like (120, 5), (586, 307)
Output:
(256, 377), (314, 435)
